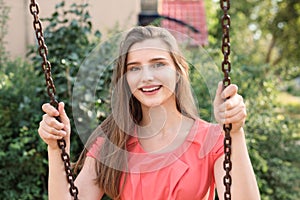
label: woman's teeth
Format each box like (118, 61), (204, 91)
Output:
(141, 86), (160, 92)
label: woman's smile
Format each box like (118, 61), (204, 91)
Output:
(139, 85), (162, 94)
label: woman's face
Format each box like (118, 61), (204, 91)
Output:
(125, 38), (178, 109)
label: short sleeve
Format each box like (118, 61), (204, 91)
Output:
(198, 123), (224, 160)
(86, 137), (104, 159)
(210, 130), (224, 161)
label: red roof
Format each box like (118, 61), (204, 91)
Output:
(159, 0), (208, 46)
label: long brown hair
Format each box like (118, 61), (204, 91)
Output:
(75, 26), (199, 199)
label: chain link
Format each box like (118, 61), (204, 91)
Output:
(29, 1), (79, 199)
(29, 1), (232, 199)
(220, 0), (232, 200)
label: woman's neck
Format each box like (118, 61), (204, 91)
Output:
(138, 101), (184, 139)
(137, 102), (195, 153)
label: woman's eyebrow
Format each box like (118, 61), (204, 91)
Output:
(149, 57), (168, 62)
(126, 61), (140, 67)
(126, 57), (169, 67)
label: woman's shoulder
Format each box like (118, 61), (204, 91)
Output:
(189, 118), (224, 158)
(193, 118), (222, 135)
(86, 136), (105, 159)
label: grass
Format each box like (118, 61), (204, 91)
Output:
(277, 92), (300, 118)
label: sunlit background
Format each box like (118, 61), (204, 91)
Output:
(0, 0), (299, 199)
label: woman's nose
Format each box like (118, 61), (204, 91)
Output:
(141, 66), (154, 82)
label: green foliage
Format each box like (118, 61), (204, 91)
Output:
(0, 59), (48, 199)
(186, 42), (300, 199)
(0, 1), (101, 199)
(204, 1), (300, 197)
(71, 37), (117, 143)
(27, 0), (102, 152)
(231, 59), (300, 199)
(28, 0), (101, 102)
(1, 9), (46, 199)
(206, 0), (300, 81)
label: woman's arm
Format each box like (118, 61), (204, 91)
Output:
(214, 128), (260, 200)
(47, 148), (104, 200)
(39, 102), (104, 199)
(75, 156), (105, 199)
(213, 82), (260, 199)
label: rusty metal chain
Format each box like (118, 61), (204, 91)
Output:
(220, 0), (232, 199)
(29, 1), (232, 199)
(29, 1), (79, 199)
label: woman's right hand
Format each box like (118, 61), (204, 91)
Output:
(38, 102), (71, 150)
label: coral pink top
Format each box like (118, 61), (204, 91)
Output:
(87, 119), (224, 200)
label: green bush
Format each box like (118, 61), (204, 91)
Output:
(0, 59), (48, 199)
(27, 0), (103, 151)
(232, 62), (300, 199)
(186, 46), (300, 199)
(0, 1), (102, 199)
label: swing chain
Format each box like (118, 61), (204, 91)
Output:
(29, 1), (57, 108)
(221, 0), (232, 200)
(29, 1), (79, 199)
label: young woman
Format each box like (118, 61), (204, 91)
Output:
(38, 26), (260, 200)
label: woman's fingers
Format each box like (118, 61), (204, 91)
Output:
(41, 102), (70, 131)
(38, 124), (64, 149)
(214, 83), (247, 132)
(57, 102), (70, 130)
(42, 103), (59, 117)
(42, 114), (65, 130)
(221, 84), (238, 99)
(218, 94), (243, 112)
(214, 83), (239, 106)
(38, 126), (64, 140)
(218, 102), (245, 119)
(38, 102), (71, 148)
(218, 106), (247, 124)
(40, 119), (67, 137)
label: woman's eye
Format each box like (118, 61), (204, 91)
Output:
(152, 62), (165, 68)
(128, 66), (141, 72)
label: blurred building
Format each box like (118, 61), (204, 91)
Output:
(3, 0), (139, 59)
(3, 0), (207, 59)
(160, 0), (208, 46)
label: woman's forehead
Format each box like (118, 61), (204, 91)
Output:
(128, 38), (169, 52)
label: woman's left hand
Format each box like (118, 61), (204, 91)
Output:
(213, 81), (247, 133)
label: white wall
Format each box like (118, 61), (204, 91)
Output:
(4, 0), (140, 59)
